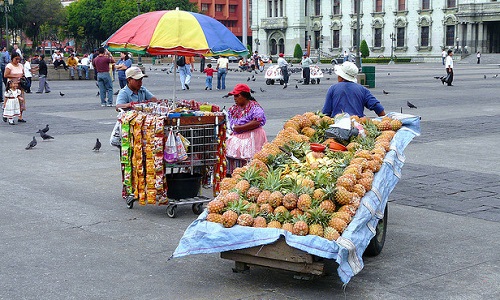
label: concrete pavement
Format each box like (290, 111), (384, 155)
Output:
(1, 58), (499, 299)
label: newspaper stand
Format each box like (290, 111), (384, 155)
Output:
(122, 112), (227, 218)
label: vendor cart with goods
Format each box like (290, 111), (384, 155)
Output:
(171, 112), (420, 283)
(119, 99), (227, 218)
(265, 65), (323, 85)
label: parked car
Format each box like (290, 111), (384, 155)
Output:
(331, 54), (356, 65)
(260, 54), (270, 63)
(210, 56), (240, 63)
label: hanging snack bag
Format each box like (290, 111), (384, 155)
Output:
(176, 133), (188, 161)
(164, 128), (178, 163)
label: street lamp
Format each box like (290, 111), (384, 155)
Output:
(389, 32), (396, 65)
(0, 0), (14, 50)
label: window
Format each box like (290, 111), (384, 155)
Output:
(353, 28), (358, 48)
(279, 0), (283, 16)
(333, 0), (340, 15)
(398, 0), (405, 11)
(420, 26), (429, 46)
(333, 30), (340, 48)
(305, 0), (308, 16)
(215, 4), (223, 12)
(201, 4), (209, 12)
(314, 0), (321, 15)
(274, 0), (278, 17)
(396, 27), (405, 47)
(422, 0), (430, 10)
(229, 5), (236, 13)
(353, 0), (359, 14)
(446, 25), (455, 46)
(447, 0), (456, 8)
(268, 1), (272, 17)
(374, 28), (382, 47)
(375, 0), (383, 12)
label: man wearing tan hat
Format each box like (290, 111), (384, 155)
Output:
(115, 67), (158, 110)
(322, 61), (385, 117)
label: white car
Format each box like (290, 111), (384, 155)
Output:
(210, 56), (240, 63)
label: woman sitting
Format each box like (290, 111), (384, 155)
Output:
(225, 83), (267, 175)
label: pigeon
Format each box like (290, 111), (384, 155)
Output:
(259, 87), (266, 92)
(484, 75), (487, 79)
(326, 77), (331, 80)
(407, 101), (417, 109)
(93, 138), (101, 151)
(400, 107), (403, 114)
(247, 77), (250, 81)
(433, 76), (441, 79)
(96, 91), (100, 97)
(222, 94), (229, 98)
(36, 130), (54, 140)
(161, 68), (167, 72)
(59, 91), (65, 97)
(251, 75), (255, 79)
(251, 77), (256, 81)
(383, 90), (389, 94)
(25, 136), (37, 150)
(388, 73), (391, 75)
(494, 74), (498, 78)
(41, 124), (49, 133)
(295, 84), (298, 89)
(250, 89), (256, 94)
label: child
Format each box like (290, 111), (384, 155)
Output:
(203, 63), (215, 90)
(2, 80), (22, 125)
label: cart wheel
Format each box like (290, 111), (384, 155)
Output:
(266, 79), (272, 85)
(270, 79), (275, 85)
(364, 204), (388, 257)
(311, 79), (316, 84)
(317, 79), (320, 84)
(126, 196), (135, 209)
(166, 205), (177, 218)
(279, 79), (284, 85)
(192, 203), (204, 215)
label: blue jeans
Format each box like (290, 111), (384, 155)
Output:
(97, 72), (113, 105)
(79, 66), (89, 79)
(178, 65), (188, 89)
(205, 76), (213, 89)
(217, 68), (227, 90)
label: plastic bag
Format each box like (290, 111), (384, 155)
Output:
(325, 113), (359, 145)
(176, 133), (188, 161)
(110, 111), (124, 148)
(164, 128), (178, 163)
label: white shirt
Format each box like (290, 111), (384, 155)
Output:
(217, 57), (229, 69)
(23, 61), (32, 77)
(80, 57), (90, 66)
(442, 50), (447, 58)
(277, 57), (288, 67)
(445, 56), (453, 69)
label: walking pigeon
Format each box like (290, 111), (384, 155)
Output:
(93, 138), (101, 151)
(25, 136), (37, 150)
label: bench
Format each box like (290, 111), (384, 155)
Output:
(31, 67), (95, 81)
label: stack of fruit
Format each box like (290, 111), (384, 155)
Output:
(205, 112), (403, 242)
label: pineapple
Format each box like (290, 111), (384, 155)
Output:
(352, 184), (366, 198)
(319, 199), (336, 213)
(308, 207), (329, 237)
(335, 186), (352, 206)
(297, 193), (312, 211)
(377, 119), (392, 131)
(274, 205), (288, 215)
(234, 179), (250, 194)
(279, 211), (294, 232)
(338, 204), (357, 216)
(259, 203), (274, 215)
(207, 198), (225, 214)
(292, 214), (309, 236)
(328, 217), (347, 234)
(301, 127), (316, 138)
(312, 188), (326, 202)
(334, 210), (352, 223)
(268, 191), (284, 208)
(253, 215), (267, 228)
(246, 186), (261, 202)
(222, 210), (238, 228)
(219, 177), (237, 191)
(237, 213), (254, 226)
(323, 226), (340, 241)
(206, 213), (223, 224)
(224, 191), (240, 205)
(390, 119), (402, 131)
(248, 159), (269, 175)
(282, 191), (298, 210)
(289, 208), (303, 217)
(358, 176), (373, 191)
(267, 214), (282, 229)
(256, 190), (271, 204)
(336, 175), (355, 191)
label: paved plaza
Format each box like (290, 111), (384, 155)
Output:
(0, 55), (499, 299)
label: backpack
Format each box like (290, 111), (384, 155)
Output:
(176, 56), (186, 66)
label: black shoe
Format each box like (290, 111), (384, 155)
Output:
(45, 91), (51, 93)
(185, 84), (189, 90)
(18, 119), (26, 123)
(283, 84), (287, 89)
(205, 87), (208, 90)
(36, 91), (42, 93)
(2, 117), (6, 122)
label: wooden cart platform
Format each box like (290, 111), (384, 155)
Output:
(220, 237), (336, 277)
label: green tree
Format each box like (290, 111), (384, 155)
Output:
(360, 39), (370, 58)
(293, 44), (303, 59)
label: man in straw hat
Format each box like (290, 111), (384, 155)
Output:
(322, 61), (385, 117)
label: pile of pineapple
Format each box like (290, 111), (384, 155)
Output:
(205, 113), (403, 242)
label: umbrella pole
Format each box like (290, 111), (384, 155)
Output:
(172, 54), (177, 104)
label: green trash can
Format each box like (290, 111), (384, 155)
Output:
(362, 66), (376, 88)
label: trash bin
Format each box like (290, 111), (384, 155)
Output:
(362, 66), (375, 88)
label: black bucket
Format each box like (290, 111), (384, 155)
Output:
(166, 173), (202, 199)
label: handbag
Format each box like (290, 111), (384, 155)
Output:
(20, 76), (29, 91)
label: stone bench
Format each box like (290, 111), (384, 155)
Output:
(31, 67), (95, 81)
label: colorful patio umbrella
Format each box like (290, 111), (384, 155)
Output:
(104, 9), (248, 57)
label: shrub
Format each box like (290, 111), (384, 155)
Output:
(293, 44), (303, 59)
(360, 40), (370, 58)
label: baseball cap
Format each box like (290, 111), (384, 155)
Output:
(126, 67), (148, 80)
(279, 53), (284, 57)
(228, 83), (251, 95)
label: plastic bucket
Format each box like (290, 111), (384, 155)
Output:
(166, 173), (202, 199)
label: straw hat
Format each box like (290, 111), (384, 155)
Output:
(334, 61), (359, 82)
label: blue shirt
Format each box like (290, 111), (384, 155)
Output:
(116, 58), (132, 80)
(322, 81), (384, 117)
(116, 85), (155, 105)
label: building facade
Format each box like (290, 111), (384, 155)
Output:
(251, 0), (500, 59)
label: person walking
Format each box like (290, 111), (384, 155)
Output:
(443, 49), (454, 86)
(4, 52), (27, 123)
(277, 53), (289, 89)
(301, 53), (313, 85)
(35, 55), (51, 94)
(92, 47), (115, 107)
(203, 63), (215, 90)
(2, 80), (22, 125)
(476, 51), (481, 64)
(322, 61), (386, 118)
(176, 55), (190, 90)
(343, 50), (349, 62)
(216, 56), (229, 90)
(1, 47), (11, 88)
(441, 49), (447, 66)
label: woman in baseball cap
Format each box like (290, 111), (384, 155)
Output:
(225, 83), (267, 174)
